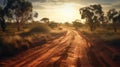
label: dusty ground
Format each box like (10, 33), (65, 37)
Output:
(0, 29), (120, 67)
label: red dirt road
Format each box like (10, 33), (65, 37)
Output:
(0, 30), (119, 67)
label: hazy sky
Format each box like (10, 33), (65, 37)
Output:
(29, 0), (120, 23)
(0, 0), (120, 23)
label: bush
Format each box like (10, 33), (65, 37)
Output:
(19, 32), (31, 37)
(0, 37), (17, 56)
(0, 35), (30, 57)
(48, 22), (58, 28)
(29, 24), (50, 33)
(72, 21), (83, 29)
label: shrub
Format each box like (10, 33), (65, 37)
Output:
(29, 24), (50, 34)
(0, 36), (17, 56)
(19, 32), (31, 37)
(48, 22), (58, 28)
(0, 35), (30, 57)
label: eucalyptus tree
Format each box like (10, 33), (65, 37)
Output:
(2, 0), (33, 31)
(41, 18), (49, 25)
(107, 9), (120, 32)
(0, 0), (7, 31)
(79, 4), (104, 31)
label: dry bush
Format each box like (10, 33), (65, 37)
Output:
(29, 23), (50, 34)
(80, 27), (120, 48)
(0, 35), (30, 57)
(0, 23), (66, 57)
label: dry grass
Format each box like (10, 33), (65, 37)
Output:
(79, 26), (120, 48)
(0, 23), (66, 58)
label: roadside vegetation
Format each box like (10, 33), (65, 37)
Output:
(0, 22), (66, 58)
(79, 25), (120, 48)
(0, 0), (67, 58)
(71, 19), (120, 49)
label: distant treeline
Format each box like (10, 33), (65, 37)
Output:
(0, 1), (120, 32)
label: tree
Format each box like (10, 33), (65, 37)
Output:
(48, 21), (58, 28)
(33, 12), (38, 18)
(14, 0), (32, 31)
(29, 11), (38, 23)
(101, 16), (109, 28)
(4, 0), (32, 31)
(79, 4), (104, 31)
(0, 7), (6, 31)
(72, 19), (82, 29)
(41, 18), (49, 25)
(0, 0), (8, 32)
(107, 9), (120, 32)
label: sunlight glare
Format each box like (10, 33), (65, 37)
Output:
(60, 3), (75, 17)
(57, 3), (80, 22)
(34, 3), (82, 23)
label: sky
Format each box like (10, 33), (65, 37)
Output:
(0, 0), (120, 23)
(29, 0), (120, 23)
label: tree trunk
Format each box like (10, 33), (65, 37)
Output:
(90, 25), (94, 31)
(0, 9), (6, 32)
(17, 20), (20, 31)
(88, 20), (94, 31)
(0, 17), (6, 32)
(113, 21), (117, 32)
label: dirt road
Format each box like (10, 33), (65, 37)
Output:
(0, 30), (119, 67)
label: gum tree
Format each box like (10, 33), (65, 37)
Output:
(79, 4), (104, 31)
(4, 0), (33, 31)
(107, 9), (120, 32)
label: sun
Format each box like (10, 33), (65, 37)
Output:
(60, 3), (75, 17)
(57, 3), (80, 22)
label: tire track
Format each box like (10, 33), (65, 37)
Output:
(13, 30), (73, 67)
(0, 31), (70, 67)
(22, 31), (74, 67)
(0, 30), (95, 67)
(42, 31), (75, 67)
